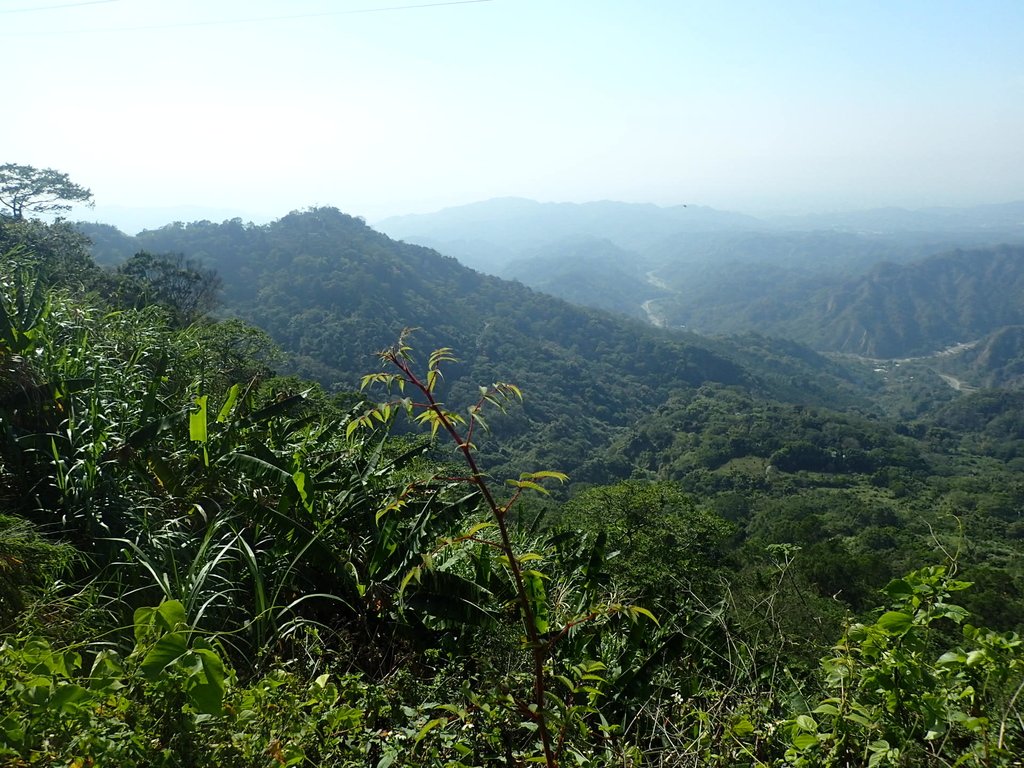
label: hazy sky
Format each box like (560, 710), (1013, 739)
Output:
(4, 0), (1024, 226)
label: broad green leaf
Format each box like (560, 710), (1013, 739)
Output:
(730, 716), (755, 737)
(792, 733), (819, 750)
(189, 395), (208, 443)
(216, 384), (240, 423)
(222, 452), (292, 484)
(126, 410), (188, 449)
(293, 468), (313, 513)
(156, 599), (188, 631)
(134, 599), (187, 643)
(187, 647), (227, 715)
(141, 632), (188, 681)
(795, 714), (818, 731)
(88, 650), (125, 692)
(876, 610), (913, 634)
(49, 684), (91, 714)
(245, 393), (305, 423)
(882, 578), (914, 601)
(934, 602), (970, 624)
(966, 649), (989, 666)
(946, 579), (973, 592)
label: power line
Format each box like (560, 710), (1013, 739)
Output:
(0, 0), (118, 13)
(5, 0), (493, 32)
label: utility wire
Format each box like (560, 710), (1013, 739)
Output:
(0, 0), (118, 13)
(5, 0), (492, 32)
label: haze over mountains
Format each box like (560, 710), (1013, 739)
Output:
(377, 197), (1024, 269)
(376, 197), (1024, 360)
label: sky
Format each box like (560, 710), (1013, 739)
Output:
(4, 0), (1024, 229)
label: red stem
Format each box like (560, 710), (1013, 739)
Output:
(388, 352), (558, 768)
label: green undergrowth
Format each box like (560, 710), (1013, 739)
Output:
(1, 224), (1023, 766)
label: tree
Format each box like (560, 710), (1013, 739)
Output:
(114, 251), (222, 326)
(0, 163), (93, 221)
(0, 217), (101, 289)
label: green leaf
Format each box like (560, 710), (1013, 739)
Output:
(156, 599), (188, 631)
(520, 470), (569, 483)
(462, 521), (495, 538)
(730, 716), (755, 737)
(882, 578), (914, 601)
(507, 479), (549, 495)
(876, 610), (913, 634)
(627, 605), (659, 625)
(216, 384), (240, 423)
(49, 684), (91, 714)
(293, 468), (313, 513)
(965, 649), (989, 666)
(187, 648), (227, 715)
(222, 452), (292, 484)
(937, 651), (966, 666)
(792, 732), (819, 750)
(795, 714), (818, 731)
(414, 717), (447, 744)
(141, 632), (188, 681)
(134, 599), (187, 643)
(189, 395), (208, 443)
(523, 569), (549, 635)
(125, 410), (188, 449)
(245, 393), (305, 423)
(934, 602), (970, 624)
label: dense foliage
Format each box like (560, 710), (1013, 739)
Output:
(2, 211), (1023, 766)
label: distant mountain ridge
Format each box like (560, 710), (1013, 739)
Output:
(500, 237), (658, 319)
(766, 245), (1024, 357)
(376, 197), (761, 272)
(652, 244), (1024, 359)
(376, 197), (1024, 274)
(769, 201), (1024, 234)
(372, 199), (1024, 362)
(79, 205), (1024, 368)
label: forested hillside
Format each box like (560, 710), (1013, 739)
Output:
(80, 209), (879, 479)
(727, 245), (1024, 357)
(4, 208), (1022, 766)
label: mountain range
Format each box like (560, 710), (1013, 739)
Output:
(376, 198), (1024, 360)
(76, 196), (1024, 474)
(78, 209), (883, 479)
